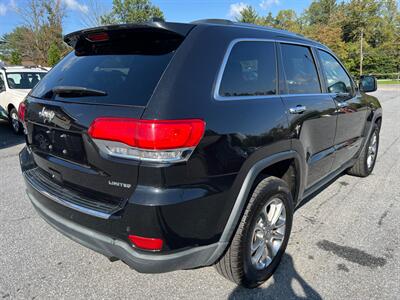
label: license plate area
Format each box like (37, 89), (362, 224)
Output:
(31, 124), (87, 164)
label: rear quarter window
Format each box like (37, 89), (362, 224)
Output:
(218, 41), (277, 98)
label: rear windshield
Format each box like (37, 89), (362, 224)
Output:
(31, 51), (174, 106)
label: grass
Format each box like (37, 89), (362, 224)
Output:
(377, 79), (400, 85)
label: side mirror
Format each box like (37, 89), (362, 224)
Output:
(359, 75), (377, 93)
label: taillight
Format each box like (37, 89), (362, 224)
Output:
(18, 102), (26, 121)
(88, 118), (205, 162)
(86, 32), (109, 42)
(128, 235), (163, 251)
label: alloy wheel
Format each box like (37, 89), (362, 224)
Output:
(367, 131), (378, 170)
(11, 111), (20, 133)
(250, 198), (286, 270)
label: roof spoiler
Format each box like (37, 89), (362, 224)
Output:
(64, 21), (195, 48)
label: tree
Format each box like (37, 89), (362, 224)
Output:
(14, 0), (66, 65)
(237, 5), (259, 24)
(304, 0), (337, 25)
(10, 51), (22, 65)
(274, 9), (301, 33)
(305, 24), (347, 60)
(0, 27), (33, 64)
(100, 0), (164, 25)
(342, 0), (381, 75)
(47, 42), (61, 66)
(261, 12), (275, 26)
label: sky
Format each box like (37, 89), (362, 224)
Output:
(0, 0), (314, 36)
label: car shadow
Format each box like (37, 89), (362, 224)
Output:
(0, 120), (25, 149)
(228, 254), (322, 299)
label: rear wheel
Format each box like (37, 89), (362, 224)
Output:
(9, 107), (22, 134)
(214, 176), (293, 288)
(347, 123), (380, 177)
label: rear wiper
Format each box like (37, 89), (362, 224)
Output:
(43, 86), (107, 98)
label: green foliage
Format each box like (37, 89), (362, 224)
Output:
(47, 42), (61, 66)
(274, 9), (301, 33)
(10, 51), (22, 65)
(0, 0), (67, 66)
(100, 0), (164, 24)
(237, 0), (400, 77)
(237, 5), (259, 24)
(305, 0), (338, 25)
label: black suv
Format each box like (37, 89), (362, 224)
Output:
(19, 19), (382, 288)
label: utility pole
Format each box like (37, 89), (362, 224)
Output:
(359, 28), (364, 76)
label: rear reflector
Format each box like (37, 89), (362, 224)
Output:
(128, 235), (163, 251)
(88, 118), (205, 162)
(18, 102), (26, 121)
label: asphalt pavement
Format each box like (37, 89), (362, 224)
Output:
(0, 86), (399, 299)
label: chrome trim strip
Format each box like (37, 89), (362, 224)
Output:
(23, 171), (111, 219)
(213, 38), (336, 101)
(281, 93), (337, 97)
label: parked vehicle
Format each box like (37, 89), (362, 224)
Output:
(0, 65), (47, 133)
(19, 19), (381, 288)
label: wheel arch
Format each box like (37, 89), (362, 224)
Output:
(361, 108), (382, 152)
(206, 150), (304, 265)
(7, 103), (15, 114)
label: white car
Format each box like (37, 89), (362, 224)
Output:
(0, 65), (47, 133)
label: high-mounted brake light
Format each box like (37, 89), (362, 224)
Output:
(86, 32), (109, 42)
(88, 118), (205, 162)
(128, 235), (163, 251)
(18, 102), (26, 121)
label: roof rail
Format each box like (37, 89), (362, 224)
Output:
(231, 21), (305, 38)
(191, 19), (234, 25)
(191, 19), (305, 39)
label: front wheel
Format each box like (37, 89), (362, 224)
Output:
(214, 176), (293, 288)
(9, 107), (22, 134)
(347, 123), (380, 177)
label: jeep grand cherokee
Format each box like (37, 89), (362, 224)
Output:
(19, 19), (382, 288)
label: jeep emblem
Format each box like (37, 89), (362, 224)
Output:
(39, 107), (55, 123)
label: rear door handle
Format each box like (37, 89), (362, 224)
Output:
(289, 105), (306, 114)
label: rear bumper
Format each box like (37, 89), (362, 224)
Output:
(27, 190), (223, 273)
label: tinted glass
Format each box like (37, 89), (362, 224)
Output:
(31, 51), (174, 106)
(219, 41), (276, 97)
(318, 50), (353, 94)
(6, 72), (46, 90)
(281, 44), (320, 94)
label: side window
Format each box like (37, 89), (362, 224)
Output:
(280, 44), (321, 94)
(218, 41), (277, 98)
(318, 50), (353, 95)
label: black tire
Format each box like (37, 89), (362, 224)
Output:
(214, 176), (293, 288)
(9, 107), (22, 134)
(347, 123), (380, 177)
